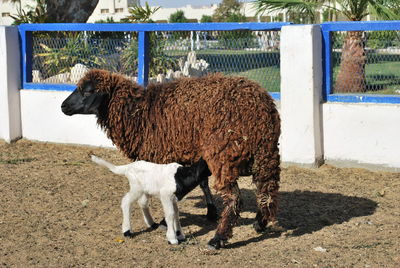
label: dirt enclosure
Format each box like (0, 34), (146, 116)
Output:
(0, 140), (399, 267)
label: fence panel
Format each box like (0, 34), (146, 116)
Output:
(19, 23), (289, 99)
(321, 21), (400, 103)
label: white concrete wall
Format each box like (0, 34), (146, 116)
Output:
(20, 90), (114, 148)
(0, 26), (22, 142)
(323, 103), (400, 170)
(280, 25), (323, 167)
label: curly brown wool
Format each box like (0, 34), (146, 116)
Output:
(77, 69), (281, 248)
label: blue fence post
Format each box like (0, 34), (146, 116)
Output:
(137, 31), (150, 86)
(322, 29), (332, 101)
(19, 29), (33, 87)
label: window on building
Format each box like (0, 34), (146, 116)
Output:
(2, 12), (11, 17)
(115, 8), (124, 13)
(100, 9), (109, 14)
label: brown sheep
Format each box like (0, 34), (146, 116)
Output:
(61, 69), (281, 249)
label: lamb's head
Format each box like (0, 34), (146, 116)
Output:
(61, 69), (111, 116)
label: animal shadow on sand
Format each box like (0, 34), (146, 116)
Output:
(180, 189), (377, 249)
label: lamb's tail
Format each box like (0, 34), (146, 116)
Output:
(90, 155), (127, 176)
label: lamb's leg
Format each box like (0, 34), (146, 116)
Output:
(208, 181), (242, 250)
(137, 194), (159, 230)
(121, 191), (141, 237)
(173, 199), (185, 241)
(199, 177), (218, 221)
(159, 177), (217, 229)
(160, 195), (178, 245)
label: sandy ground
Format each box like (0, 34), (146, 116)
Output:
(0, 140), (399, 268)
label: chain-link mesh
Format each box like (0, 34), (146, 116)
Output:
(332, 30), (400, 94)
(31, 30), (281, 92)
(32, 31), (138, 84)
(149, 30), (281, 92)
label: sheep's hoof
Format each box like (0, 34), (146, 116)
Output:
(123, 230), (135, 238)
(150, 223), (159, 230)
(207, 235), (227, 250)
(253, 221), (266, 233)
(206, 204), (218, 222)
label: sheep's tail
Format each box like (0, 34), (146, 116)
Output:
(90, 155), (127, 176)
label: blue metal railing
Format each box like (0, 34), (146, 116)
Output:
(19, 21), (400, 104)
(18, 22), (290, 100)
(321, 20), (400, 103)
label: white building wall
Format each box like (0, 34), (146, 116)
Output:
(150, 4), (218, 22)
(0, 0), (35, 25)
(87, 0), (140, 22)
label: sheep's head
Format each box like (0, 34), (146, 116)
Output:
(61, 69), (110, 116)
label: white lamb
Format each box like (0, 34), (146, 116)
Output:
(90, 155), (211, 245)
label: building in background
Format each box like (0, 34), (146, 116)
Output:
(0, 0), (287, 25)
(0, 0), (36, 25)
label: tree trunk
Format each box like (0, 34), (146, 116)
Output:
(45, 0), (99, 23)
(334, 31), (367, 93)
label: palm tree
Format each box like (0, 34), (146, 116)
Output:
(253, 0), (400, 93)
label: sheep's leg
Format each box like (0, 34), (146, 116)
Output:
(173, 199), (185, 241)
(160, 195), (178, 245)
(253, 179), (280, 233)
(121, 191), (141, 237)
(199, 177), (218, 221)
(137, 194), (159, 230)
(252, 151), (280, 233)
(208, 181), (241, 249)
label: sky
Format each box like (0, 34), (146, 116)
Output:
(144, 0), (253, 8)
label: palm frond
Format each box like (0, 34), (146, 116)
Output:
(252, 0), (322, 22)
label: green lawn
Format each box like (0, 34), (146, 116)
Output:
(166, 49), (400, 95)
(230, 66), (281, 92)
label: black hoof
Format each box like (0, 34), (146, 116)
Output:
(159, 218), (167, 228)
(207, 235), (227, 250)
(123, 230), (135, 238)
(176, 231), (186, 243)
(253, 221), (266, 233)
(150, 223), (159, 230)
(206, 204), (218, 222)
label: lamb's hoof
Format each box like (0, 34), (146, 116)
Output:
(206, 204), (218, 222)
(168, 239), (179, 245)
(207, 236), (227, 250)
(253, 221), (266, 233)
(150, 223), (159, 230)
(176, 230), (186, 242)
(123, 230), (135, 238)
(159, 219), (167, 230)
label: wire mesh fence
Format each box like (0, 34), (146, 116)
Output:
(31, 30), (282, 92)
(331, 30), (400, 94)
